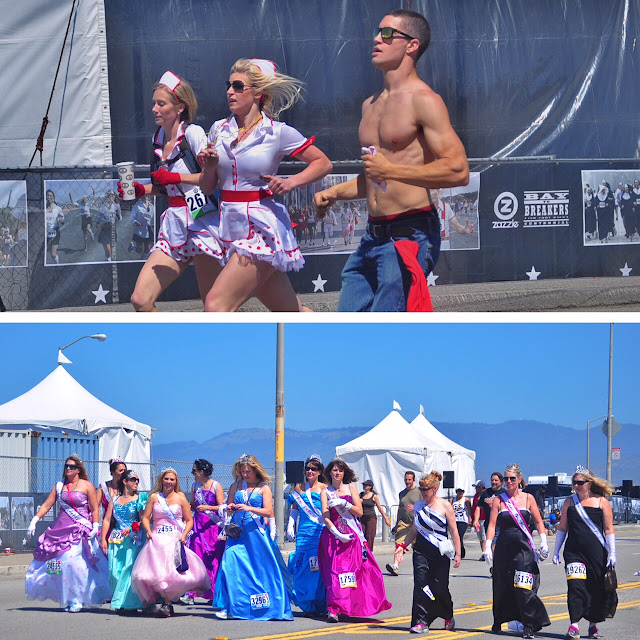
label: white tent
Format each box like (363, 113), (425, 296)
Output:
(335, 406), (476, 515)
(0, 365), (152, 484)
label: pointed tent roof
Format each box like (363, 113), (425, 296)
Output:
(336, 409), (423, 455)
(409, 412), (475, 459)
(0, 366), (151, 438)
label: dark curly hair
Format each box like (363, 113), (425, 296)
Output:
(193, 458), (214, 476)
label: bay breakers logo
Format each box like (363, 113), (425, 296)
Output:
(523, 190), (569, 227)
(493, 192), (519, 228)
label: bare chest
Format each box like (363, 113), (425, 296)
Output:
(360, 94), (423, 153)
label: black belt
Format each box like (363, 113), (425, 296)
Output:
(368, 214), (437, 239)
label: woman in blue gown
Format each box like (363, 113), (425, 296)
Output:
(213, 454), (293, 621)
(286, 454), (327, 615)
(100, 469), (148, 613)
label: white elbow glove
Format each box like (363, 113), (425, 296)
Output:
(330, 525), (353, 543)
(327, 497), (350, 510)
(552, 530), (567, 565)
(89, 523), (99, 540)
(606, 533), (616, 566)
(538, 533), (549, 560)
(286, 513), (297, 541)
(27, 516), (40, 538)
(218, 503), (227, 520)
(484, 539), (494, 565)
(269, 517), (277, 541)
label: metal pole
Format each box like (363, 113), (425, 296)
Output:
(606, 324), (614, 484)
(587, 418), (590, 470)
(274, 324), (285, 543)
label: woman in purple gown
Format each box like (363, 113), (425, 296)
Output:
(25, 455), (110, 612)
(180, 458), (226, 604)
(131, 468), (210, 617)
(318, 458), (391, 623)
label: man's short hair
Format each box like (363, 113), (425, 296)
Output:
(404, 471), (416, 480)
(387, 9), (431, 60)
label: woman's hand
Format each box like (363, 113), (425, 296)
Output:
(262, 174), (297, 195)
(179, 533), (187, 544)
(146, 530), (153, 540)
(122, 527), (130, 538)
(100, 539), (108, 555)
(198, 144), (219, 169)
(196, 505), (209, 512)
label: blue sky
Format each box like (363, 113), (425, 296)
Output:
(0, 322), (636, 443)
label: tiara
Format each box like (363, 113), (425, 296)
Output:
(161, 467), (178, 475)
(109, 456), (124, 465)
(305, 453), (322, 464)
(575, 465), (588, 473)
(70, 453), (83, 463)
(238, 453), (253, 464)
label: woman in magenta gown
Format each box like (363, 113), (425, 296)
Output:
(25, 455), (110, 612)
(131, 468), (210, 617)
(318, 458), (391, 623)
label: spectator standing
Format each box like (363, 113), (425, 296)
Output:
(450, 488), (472, 559)
(386, 471), (421, 576)
(359, 480), (391, 552)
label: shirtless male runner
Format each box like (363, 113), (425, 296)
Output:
(314, 10), (469, 311)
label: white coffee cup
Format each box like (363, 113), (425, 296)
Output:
(116, 162), (136, 201)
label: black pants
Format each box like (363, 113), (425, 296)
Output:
(456, 522), (467, 558)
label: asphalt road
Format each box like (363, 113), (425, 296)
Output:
(2, 529), (639, 640)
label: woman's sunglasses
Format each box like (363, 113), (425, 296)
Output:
(373, 26), (416, 41)
(505, 476), (518, 482)
(573, 480), (587, 486)
(305, 466), (319, 471)
(64, 464), (78, 470)
(126, 477), (139, 483)
(226, 80), (253, 93)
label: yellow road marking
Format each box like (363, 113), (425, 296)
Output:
(238, 585), (640, 640)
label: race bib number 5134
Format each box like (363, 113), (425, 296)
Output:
(514, 570), (534, 590)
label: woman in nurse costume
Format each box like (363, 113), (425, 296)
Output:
(318, 458), (391, 623)
(131, 468), (210, 617)
(123, 71), (225, 311)
(198, 58), (333, 311)
(213, 454), (293, 621)
(286, 454), (327, 616)
(100, 469), (148, 614)
(25, 455), (110, 612)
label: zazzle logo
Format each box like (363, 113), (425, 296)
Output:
(493, 192), (519, 229)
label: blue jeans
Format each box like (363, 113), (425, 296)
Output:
(337, 216), (441, 312)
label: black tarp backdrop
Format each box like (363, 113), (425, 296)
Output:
(1, 1), (639, 309)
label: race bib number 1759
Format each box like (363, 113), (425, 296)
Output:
(339, 572), (357, 588)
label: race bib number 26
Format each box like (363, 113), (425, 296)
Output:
(185, 187), (207, 219)
(514, 570), (534, 590)
(339, 572), (357, 588)
(566, 562), (587, 580)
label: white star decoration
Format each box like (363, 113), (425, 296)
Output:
(22, 538), (27, 546)
(92, 284), (109, 304)
(427, 272), (439, 286)
(619, 262), (632, 276)
(526, 266), (541, 280)
(311, 274), (327, 292)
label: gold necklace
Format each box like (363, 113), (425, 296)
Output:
(233, 114), (263, 146)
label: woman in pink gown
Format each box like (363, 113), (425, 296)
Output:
(131, 468), (210, 617)
(318, 458), (391, 623)
(96, 457), (127, 539)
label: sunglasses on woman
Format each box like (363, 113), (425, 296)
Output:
(225, 80), (253, 92)
(64, 464), (78, 470)
(373, 26), (416, 41)
(305, 466), (319, 471)
(505, 476), (518, 482)
(126, 477), (139, 483)
(573, 480), (587, 486)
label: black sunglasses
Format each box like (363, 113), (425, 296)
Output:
(64, 464), (78, 470)
(374, 26), (416, 41)
(226, 80), (253, 92)
(505, 476), (518, 482)
(573, 480), (587, 486)
(126, 477), (139, 483)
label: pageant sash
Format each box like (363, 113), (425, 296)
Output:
(239, 480), (265, 534)
(413, 504), (455, 558)
(56, 482), (92, 531)
(325, 485), (366, 545)
(290, 485), (323, 525)
(157, 492), (185, 533)
(193, 481), (223, 524)
(101, 481), (113, 504)
(499, 493), (538, 560)
(572, 494), (608, 551)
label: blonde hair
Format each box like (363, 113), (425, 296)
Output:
(153, 74), (198, 123)
(572, 468), (614, 497)
(419, 471), (442, 490)
(151, 468), (182, 496)
(230, 59), (303, 120)
(62, 454), (88, 482)
(232, 454), (272, 484)
(505, 463), (527, 489)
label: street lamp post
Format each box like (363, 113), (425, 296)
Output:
(586, 415), (606, 471)
(58, 333), (107, 364)
(274, 324), (285, 543)
(606, 324), (614, 485)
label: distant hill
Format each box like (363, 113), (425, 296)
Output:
(152, 420), (640, 486)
